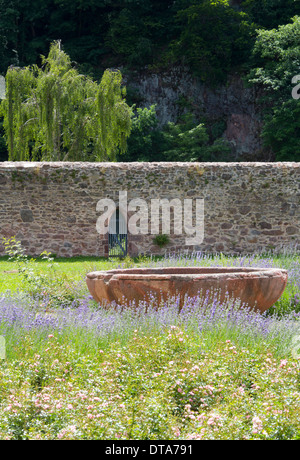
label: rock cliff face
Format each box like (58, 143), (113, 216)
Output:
(1, 66), (266, 160)
(125, 67), (265, 160)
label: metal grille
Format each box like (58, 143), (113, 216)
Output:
(108, 208), (128, 257)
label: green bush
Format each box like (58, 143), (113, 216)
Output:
(2, 236), (78, 308)
(160, 113), (233, 162)
(153, 234), (170, 248)
(122, 107), (233, 162)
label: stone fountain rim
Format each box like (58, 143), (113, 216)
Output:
(86, 266), (288, 281)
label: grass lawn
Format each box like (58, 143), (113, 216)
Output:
(1, 249), (298, 291)
(0, 256), (117, 294)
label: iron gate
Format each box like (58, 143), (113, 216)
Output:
(108, 208), (128, 257)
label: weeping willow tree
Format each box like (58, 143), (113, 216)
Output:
(0, 41), (132, 161)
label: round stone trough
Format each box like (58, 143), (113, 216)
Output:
(86, 266), (288, 313)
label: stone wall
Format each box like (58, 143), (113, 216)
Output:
(0, 162), (299, 257)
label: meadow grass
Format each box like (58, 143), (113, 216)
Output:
(0, 256), (115, 294)
(0, 317), (300, 440)
(0, 250), (300, 440)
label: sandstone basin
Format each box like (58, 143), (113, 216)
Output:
(86, 266), (288, 313)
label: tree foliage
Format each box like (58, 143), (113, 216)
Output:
(121, 107), (233, 162)
(120, 105), (165, 162)
(161, 113), (232, 161)
(242, 0), (300, 29)
(171, 0), (256, 84)
(0, 0), (297, 80)
(0, 0), (257, 82)
(0, 41), (132, 161)
(0, 0), (20, 72)
(262, 99), (300, 161)
(0, 1), (300, 162)
(105, 0), (176, 67)
(248, 16), (300, 98)
(247, 16), (300, 160)
(0, 118), (6, 161)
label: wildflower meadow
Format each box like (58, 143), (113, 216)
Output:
(0, 244), (300, 440)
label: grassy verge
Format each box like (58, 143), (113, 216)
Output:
(1, 250), (299, 314)
(0, 256), (114, 294)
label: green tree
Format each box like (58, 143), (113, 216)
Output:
(247, 16), (300, 160)
(104, 0), (176, 67)
(248, 16), (300, 98)
(171, 0), (256, 84)
(0, 118), (7, 161)
(0, 41), (132, 161)
(121, 106), (233, 162)
(161, 113), (232, 162)
(119, 105), (168, 162)
(242, 0), (300, 29)
(262, 99), (300, 161)
(162, 117), (209, 161)
(0, 0), (20, 72)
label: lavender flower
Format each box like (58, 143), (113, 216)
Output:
(1, 286), (299, 358)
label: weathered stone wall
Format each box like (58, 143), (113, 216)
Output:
(0, 162), (299, 257)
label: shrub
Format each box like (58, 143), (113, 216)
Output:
(2, 236), (78, 308)
(153, 234), (170, 248)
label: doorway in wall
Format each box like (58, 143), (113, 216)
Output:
(108, 207), (128, 257)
